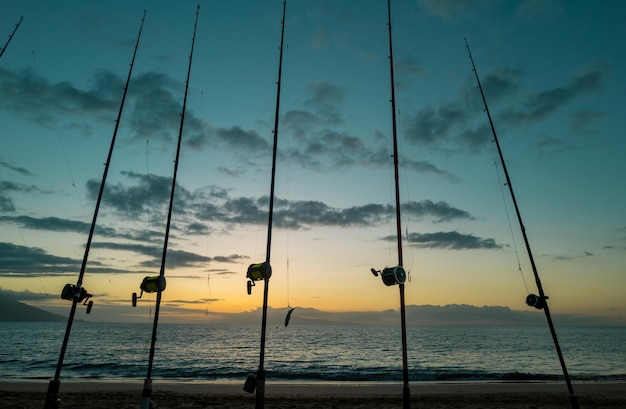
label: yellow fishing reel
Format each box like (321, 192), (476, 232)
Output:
(246, 262), (272, 294)
(132, 275), (166, 307)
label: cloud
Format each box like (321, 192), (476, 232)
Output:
(390, 231), (503, 250)
(303, 80), (347, 126)
(0, 158), (34, 176)
(0, 241), (81, 277)
(402, 200), (474, 223)
(0, 180), (53, 212)
(88, 171), (178, 219)
(0, 215), (116, 237)
(404, 60), (611, 154)
(0, 67), (210, 148)
(281, 82), (451, 177)
(0, 66), (451, 179)
(499, 60), (611, 125)
(0, 67), (117, 129)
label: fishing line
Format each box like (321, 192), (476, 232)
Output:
(133, 7), (200, 409)
(465, 37), (579, 409)
(1, 18), (49, 298)
(494, 161), (530, 294)
(145, 139), (152, 271)
(243, 2), (288, 407)
(44, 11), (148, 409)
(199, 90), (212, 317)
(23, 15), (89, 229)
(396, 109), (414, 282)
(144, 138), (157, 322)
(368, 3), (411, 407)
(283, 73), (296, 327)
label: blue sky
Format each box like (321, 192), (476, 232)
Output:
(1, 0), (625, 324)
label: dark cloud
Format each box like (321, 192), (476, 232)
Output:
(65, 168), (479, 231)
(0, 215), (117, 237)
(402, 200), (474, 223)
(0, 241), (81, 277)
(0, 67), (117, 129)
(0, 196), (11, 212)
(392, 231), (503, 250)
(0, 158), (34, 176)
(0, 66), (451, 179)
(216, 126), (269, 152)
(91, 241), (244, 270)
(0, 68), (209, 148)
(0, 181), (45, 212)
(478, 67), (523, 102)
(304, 81), (346, 125)
(404, 60), (611, 154)
(404, 101), (467, 146)
(500, 60), (610, 125)
(89, 171), (171, 217)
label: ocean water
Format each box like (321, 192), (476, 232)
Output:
(1, 322), (625, 382)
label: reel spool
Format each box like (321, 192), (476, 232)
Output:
(526, 293), (548, 310)
(132, 275), (166, 307)
(246, 262), (272, 295)
(61, 284), (93, 314)
(370, 266), (406, 286)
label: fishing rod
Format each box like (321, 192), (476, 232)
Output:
(243, 1), (287, 408)
(369, 1), (411, 408)
(43, 10), (147, 409)
(464, 37), (579, 409)
(0, 15), (23, 60)
(131, 6), (200, 409)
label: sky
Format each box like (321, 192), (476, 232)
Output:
(1, 0), (625, 325)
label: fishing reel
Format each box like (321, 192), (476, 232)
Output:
(246, 262), (272, 295)
(371, 266), (407, 286)
(132, 275), (166, 307)
(61, 284), (93, 314)
(526, 293), (548, 310)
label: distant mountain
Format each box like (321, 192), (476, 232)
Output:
(0, 293), (65, 322)
(207, 303), (618, 327)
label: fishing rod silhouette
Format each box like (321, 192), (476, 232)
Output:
(130, 6), (200, 409)
(43, 10), (147, 409)
(464, 37), (579, 409)
(0, 15), (23, 60)
(243, 1), (287, 408)
(369, 1), (411, 408)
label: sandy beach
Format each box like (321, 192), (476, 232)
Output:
(1, 380), (625, 408)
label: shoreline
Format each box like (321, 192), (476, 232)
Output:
(2, 380), (626, 408)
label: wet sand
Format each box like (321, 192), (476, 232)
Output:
(1, 380), (625, 408)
